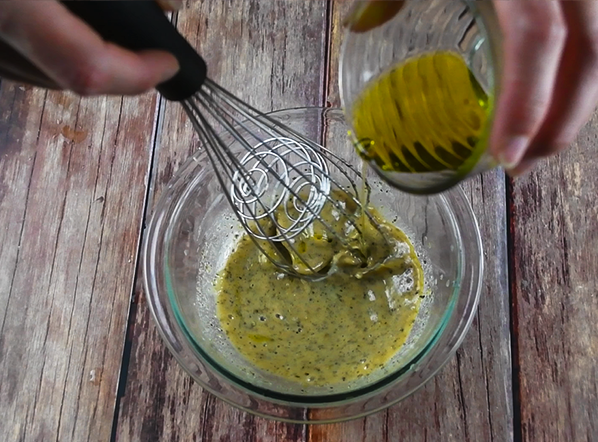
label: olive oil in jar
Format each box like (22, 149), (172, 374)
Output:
(350, 51), (491, 174)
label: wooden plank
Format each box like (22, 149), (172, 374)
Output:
(509, 112), (598, 441)
(309, 2), (513, 440)
(114, 1), (328, 440)
(458, 170), (513, 442)
(0, 82), (157, 441)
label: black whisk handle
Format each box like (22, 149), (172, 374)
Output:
(62, 0), (206, 101)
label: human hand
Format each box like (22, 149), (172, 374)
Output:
(0, 0), (182, 95)
(344, 1), (598, 176)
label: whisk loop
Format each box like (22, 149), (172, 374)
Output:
(231, 137), (331, 240)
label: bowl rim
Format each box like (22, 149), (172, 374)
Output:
(142, 106), (484, 423)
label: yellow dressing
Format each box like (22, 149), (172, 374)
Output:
(216, 195), (425, 386)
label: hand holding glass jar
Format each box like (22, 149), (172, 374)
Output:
(344, 1), (598, 178)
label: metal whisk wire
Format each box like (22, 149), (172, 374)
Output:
(231, 136), (330, 240)
(181, 79), (393, 279)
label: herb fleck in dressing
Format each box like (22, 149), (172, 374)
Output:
(216, 197), (424, 386)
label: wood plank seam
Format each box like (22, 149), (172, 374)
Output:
(505, 177), (523, 442)
(456, 352), (471, 441)
(477, 172), (503, 442)
(35, 91), (49, 144)
(108, 93), (166, 442)
(321, 0), (334, 108)
(476, 313), (496, 441)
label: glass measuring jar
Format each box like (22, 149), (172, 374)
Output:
(340, 0), (503, 194)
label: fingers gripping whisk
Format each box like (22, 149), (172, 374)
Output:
(231, 137), (331, 241)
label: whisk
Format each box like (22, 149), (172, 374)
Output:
(64, 1), (394, 280)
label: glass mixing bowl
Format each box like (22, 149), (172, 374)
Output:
(143, 107), (483, 423)
(340, 0), (503, 194)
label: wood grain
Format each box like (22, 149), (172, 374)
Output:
(6, 0), (584, 440)
(114, 1), (328, 440)
(509, 112), (598, 441)
(309, 2), (513, 441)
(0, 82), (158, 441)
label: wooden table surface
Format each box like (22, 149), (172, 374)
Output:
(1, 1), (597, 441)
